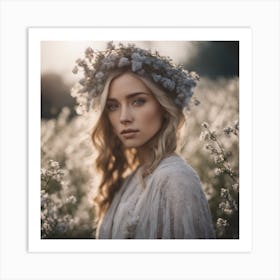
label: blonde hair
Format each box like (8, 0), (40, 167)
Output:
(92, 70), (185, 229)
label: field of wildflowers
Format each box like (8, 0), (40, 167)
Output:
(41, 75), (239, 239)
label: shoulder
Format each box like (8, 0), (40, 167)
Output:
(150, 155), (202, 197)
(153, 155), (200, 183)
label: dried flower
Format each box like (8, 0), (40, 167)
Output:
(66, 195), (77, 204)
(200, 131), (210, 141)
(194, 98), (200, 106)
(118, 57), (130, 67)
(214, 168), (223, 176)
(201, 122), (209, 129)
(71, 42), (199, 114)
(232, 183), (239, 192)
(220, 188), (229, 198)
(223, 126), (234, 136)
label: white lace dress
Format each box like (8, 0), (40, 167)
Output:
(97, 155), (215, 239)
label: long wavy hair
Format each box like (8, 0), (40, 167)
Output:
(92, 70), (185, 229)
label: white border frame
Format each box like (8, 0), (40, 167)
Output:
(1, 1), (279, 279)
(28, 27), (252, 253)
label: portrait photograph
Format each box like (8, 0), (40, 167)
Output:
(40, 40), (239, 240)
(28, 27), (252, 253)
(1, 1), (279, 279)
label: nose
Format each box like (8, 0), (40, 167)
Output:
(120, 105), (133, 125)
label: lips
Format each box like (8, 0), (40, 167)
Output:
(121, 129), (139, 135)
(120, 129), (139, 139)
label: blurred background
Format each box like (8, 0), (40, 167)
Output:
(41, 41), (238, 119)
(41, 41), (239, 239)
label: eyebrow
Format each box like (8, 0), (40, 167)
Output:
(107, 92), (151, 102)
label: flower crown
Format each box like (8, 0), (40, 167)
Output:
(71, 41), (199, 114)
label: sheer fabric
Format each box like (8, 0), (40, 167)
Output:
(97, 155), (215, 239)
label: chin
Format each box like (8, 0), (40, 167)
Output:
(122, 140), (142, 149)
(123, 143), (140, 149)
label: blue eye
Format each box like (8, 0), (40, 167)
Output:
(106, 103), (119, 112)
(132, 98), (146, 106)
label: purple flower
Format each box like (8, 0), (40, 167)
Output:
(95, 72), (104, 80)
(131, 60), (142, 72)
(151, 73), (162, 83)
(161, 78), (176, 91)
(118, 57), (130, 67)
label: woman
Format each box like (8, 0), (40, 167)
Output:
(72, 42), (215, 239)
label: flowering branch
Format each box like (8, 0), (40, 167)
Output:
(200, 121), (239, 238)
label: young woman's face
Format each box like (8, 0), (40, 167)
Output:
(106, 72), (164, 149)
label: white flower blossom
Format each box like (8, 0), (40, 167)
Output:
(201, 122), (209, 129)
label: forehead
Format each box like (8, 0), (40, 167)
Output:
(108, 73), (152, 98)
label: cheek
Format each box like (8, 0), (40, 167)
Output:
(140, 104), (163, 129)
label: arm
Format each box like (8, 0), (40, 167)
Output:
(154, 165), (215, 239)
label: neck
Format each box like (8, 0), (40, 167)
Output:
(137, 148), (177, 167)
(137, 146), (152, 167)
